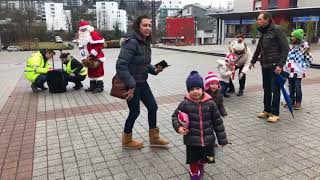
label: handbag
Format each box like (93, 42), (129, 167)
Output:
(82, 56), (99, 68)
(110, 74), (128, 99)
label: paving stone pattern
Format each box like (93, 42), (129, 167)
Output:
(0, 49), (319, 180)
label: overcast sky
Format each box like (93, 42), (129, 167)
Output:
(181, 0), (233, 7)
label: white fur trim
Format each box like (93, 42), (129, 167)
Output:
(90, 49), (98, 56)
(89, 77), (104, 80)
(79, 25), (90, 30)
(98, 57), (106, 62)
(90, 39), (105, 44)
(88, 26), (94, 32)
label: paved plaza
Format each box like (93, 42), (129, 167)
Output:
(0, 47), (320, 180)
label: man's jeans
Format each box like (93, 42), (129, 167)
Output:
(262, 65), (281, 116)
(35, 75), (47, 88)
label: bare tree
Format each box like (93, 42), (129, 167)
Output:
(64, 9), (72, 37)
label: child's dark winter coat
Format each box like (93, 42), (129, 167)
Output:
(205, 89), (227, 117)
(172, 93), (228, 147)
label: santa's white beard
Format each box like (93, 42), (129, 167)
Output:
(78, 31), (92, 46)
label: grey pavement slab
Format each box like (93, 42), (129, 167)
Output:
(1, 48), (320, 180)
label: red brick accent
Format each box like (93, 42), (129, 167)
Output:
(0, 78), (37, 180)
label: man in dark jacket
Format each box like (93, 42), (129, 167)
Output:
(250, 12), (289, 123)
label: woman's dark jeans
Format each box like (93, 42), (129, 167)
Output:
(124, 82), (158, 134)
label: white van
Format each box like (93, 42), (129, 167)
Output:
(55, 36), (63, 43)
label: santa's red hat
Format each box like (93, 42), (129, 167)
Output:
(79, 21), (90, 30)
(204, 72), (221, 90)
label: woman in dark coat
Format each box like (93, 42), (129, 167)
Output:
(116, 15), (169, 149)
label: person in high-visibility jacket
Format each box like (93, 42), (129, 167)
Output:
(60, 53), (87, 90)
(24, 49), (55, 92)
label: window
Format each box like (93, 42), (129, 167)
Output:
(289, 0), (297, 8)
(268, 0), (277, 9)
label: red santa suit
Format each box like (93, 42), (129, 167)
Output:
(78, 21), (105, 80)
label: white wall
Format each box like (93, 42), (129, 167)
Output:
(45, 3), (72, 31)
(233, 0), (253, 12)
(160, 0), (183, 9)
(182, 6), (192, 16)
(96, 1), (127, 33)
(298, 0), (320, 7)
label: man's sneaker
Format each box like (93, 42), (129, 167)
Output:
(31, 83), (39, 92)
(257, 111), (271, 118)
(294, 103), (301, 110)
(267, 115), (280, 123)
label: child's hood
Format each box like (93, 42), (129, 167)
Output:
(185, 92), (212, 103)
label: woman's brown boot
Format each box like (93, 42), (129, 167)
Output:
(149, 128), (169, 147)
(122, 132), (144, 149)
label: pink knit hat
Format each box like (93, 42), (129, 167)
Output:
(204, 72), (221, 90)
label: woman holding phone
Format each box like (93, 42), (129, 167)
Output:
(116, 15), (169, 149)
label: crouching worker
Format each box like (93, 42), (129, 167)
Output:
(24, 49), (55, 92)
(60, 53), (87, 90)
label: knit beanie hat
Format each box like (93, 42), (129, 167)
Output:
(204, 72), (221, 90)
(186, 71), (204, 92)
(232, 38), (245, 51)
(291, 29), (304, 40)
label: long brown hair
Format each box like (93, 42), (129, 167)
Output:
(132, 15), (152, 44)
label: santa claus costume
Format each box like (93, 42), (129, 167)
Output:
(78, 21), (105, 93)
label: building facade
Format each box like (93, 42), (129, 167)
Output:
(44, 3), (72, 31)
(159, 0), (183, 18)
(180, 4), (217, 45)
(209, 0), (320, 44)
(96, 1), (127, 33)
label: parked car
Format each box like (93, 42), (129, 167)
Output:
(7, 46), (19, 52)
(55, 36), (63, 43)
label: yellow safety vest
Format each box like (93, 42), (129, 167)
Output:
(24, 51), (50, 82)
(66, 59), (87, 76)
